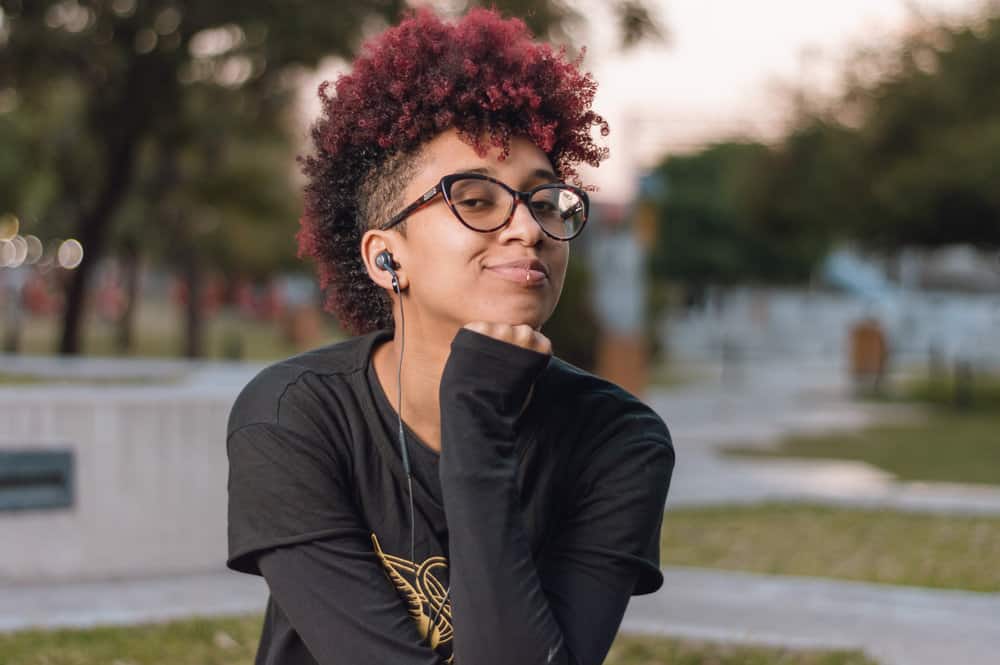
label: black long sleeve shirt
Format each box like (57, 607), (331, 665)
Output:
(226, 328), (674, 665)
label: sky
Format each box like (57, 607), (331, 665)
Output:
(574, 0), (986, 201)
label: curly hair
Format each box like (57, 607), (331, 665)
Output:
(296, 7), (609, 335)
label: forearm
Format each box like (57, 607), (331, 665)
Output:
(438, 328), (570, 665)
(440, 455), (571, 665)
(258, 538), (446, 665)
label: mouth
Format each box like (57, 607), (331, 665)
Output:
(485, 258), (549, 286)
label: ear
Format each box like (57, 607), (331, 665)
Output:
(361, 229), (408, 293)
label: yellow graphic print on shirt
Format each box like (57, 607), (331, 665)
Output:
(371, 533), (454, 664)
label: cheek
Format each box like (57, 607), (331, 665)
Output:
(409, 223), (483, 291)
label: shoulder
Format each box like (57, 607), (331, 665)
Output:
(541, 355), (672, 451)
(536, 356), (674, 490)
(227, 329), (388, 437)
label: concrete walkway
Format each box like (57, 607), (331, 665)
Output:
(0, 570), (266, 633)
(3, 567), (998, 665)
(623, 567), (1000, 665)
(649, 359), (1000, 515)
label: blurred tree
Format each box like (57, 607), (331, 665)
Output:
(648, 141), (830, 296)
(740, 119), (863, 278)
(647, 7), (1000, 304)
(841, 12), (1000, 250)
(0, 0), (659, 356)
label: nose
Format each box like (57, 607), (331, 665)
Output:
(499, 196), (545, 246)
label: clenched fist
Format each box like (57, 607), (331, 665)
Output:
(462, 322), (553, 356)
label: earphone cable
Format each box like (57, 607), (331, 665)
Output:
(394, 277), (415, 567)
(393, 275), (451, 639)
(392, 267), (449, 645)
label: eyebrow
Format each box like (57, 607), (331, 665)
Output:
(457, 166), (561, 184)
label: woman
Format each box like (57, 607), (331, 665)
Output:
(227, 8), (674, 665)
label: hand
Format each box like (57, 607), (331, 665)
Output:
(462, 322), (552, 356)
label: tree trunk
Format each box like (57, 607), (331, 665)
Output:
(58, 135), (140, 355)
(2, 272), (24, 354)
(182, 248), (205, 359)
(114, 239), (140, 355)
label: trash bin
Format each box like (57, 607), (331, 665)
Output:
(848, 317), (888, 395)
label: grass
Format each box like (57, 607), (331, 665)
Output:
(16, 304), (344, 362)
(722, 407), (1000, 487)
(605, 634), (877, 665)
(662, 502), (1000, 592)
(0, 615), (263, 665)
(900, 370), (1000, 413)
(0, 614), (877, 665)
(0, 372), (180, 386)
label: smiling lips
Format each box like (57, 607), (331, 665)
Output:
(486, 259), (548, 285)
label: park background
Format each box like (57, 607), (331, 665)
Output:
(1, 1), (999, 664)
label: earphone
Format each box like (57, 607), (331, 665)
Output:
(376, 250), (400, 294)
(375, 249), (452, 643)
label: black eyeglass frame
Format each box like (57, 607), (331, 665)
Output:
(379, 172), (590, 241)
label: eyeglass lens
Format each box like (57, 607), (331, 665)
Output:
(447, 178), (586, 238)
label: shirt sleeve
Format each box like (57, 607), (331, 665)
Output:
(228, 422), (448, 664)
(438, 328), (675, 665)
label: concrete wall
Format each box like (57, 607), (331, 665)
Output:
(661, 288), (1000, 370)
(0, 375), (246, 583)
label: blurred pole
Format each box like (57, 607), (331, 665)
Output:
(590, 198), (652, 397)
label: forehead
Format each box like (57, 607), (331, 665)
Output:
(413, 129), (556, 187)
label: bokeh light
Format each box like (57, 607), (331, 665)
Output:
(24, 234), (43, 264)
(57, 238), (84, 269)
(0, 213), (18, 240)
(0, 239), (14, 267)
(8, 234), (27, 267)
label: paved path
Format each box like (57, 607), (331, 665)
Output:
(623, 567), (1000, 665)
(648, 360), (1000, 515)
(0, 570), (266, 633)
(4, 568), (998, 665)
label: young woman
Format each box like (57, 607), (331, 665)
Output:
(226, 9), (674, 665)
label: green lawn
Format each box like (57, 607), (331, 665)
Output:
(663, 502), (1000, 592)
(900, 371), (1000, 413)
(0, 615), (877, 665)
(17, 306), (344, 362)
(723, 409), (1000, 486)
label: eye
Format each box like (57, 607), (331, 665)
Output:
(449, 180), (503, 213)
(455, 196), (497, 210)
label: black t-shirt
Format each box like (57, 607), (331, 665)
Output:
(227, 328), (674, 665)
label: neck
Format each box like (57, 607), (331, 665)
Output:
(372, 311), (458, 454)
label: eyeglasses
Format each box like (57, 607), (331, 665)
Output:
(380, 173), (590, 241)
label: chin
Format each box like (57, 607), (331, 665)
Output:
(501, 308), (548, 330)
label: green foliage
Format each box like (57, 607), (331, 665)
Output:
(842, 14), (1000, 249)
(649, 141), (827, 286)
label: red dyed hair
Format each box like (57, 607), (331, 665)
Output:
(297, 7), (609, 335)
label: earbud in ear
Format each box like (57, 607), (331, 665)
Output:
(375, 250), (394, 272)
(375, 250), (400, 294)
